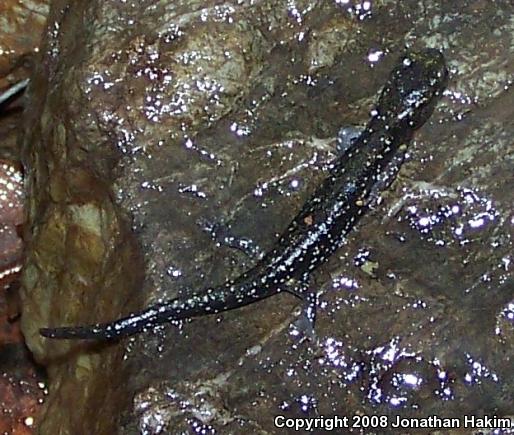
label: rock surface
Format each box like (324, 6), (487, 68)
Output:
(0, 0), (49, 157)
(20, 0), (513, 434)
(0, 2), (49, 432)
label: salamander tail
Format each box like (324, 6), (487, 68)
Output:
(40, 325), (110, 340)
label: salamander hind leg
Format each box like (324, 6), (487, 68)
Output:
(285, 281), (318, 341)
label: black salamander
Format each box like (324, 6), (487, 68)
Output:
(40, 49), (448, 340)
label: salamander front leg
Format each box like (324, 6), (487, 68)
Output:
(336, 125), (364, 155)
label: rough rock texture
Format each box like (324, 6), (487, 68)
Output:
(0, 0), (48, 81)
(0, 0), (49, 157)
(21, 0), (513, 434)
(0, 159), (24, 287)
(0, 2), (49, 432)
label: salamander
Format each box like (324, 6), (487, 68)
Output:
(40, 48), (448, 340)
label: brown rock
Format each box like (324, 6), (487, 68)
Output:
(20, 0), (514, 433)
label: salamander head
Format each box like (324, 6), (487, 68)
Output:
(375, 48), (448, 131)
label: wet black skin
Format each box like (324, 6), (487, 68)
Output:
(40, 49), (448, 340)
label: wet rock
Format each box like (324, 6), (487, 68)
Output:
(0, 0), (49, 157)
(0, 369), (46, 434)
(20, 0), (513, 433)
(0, 0), (48, 81)
(0, 4), (48, 432)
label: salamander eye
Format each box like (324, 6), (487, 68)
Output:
(396, 89), (429, 121)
